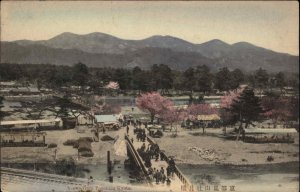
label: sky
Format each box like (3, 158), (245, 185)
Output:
(1, 1), (299, 55)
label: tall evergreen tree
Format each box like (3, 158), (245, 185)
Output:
(230, 69), (244, 90)
(254, 68), (269, 96)
(195, 65), (212, 94)
(215, 67), (231, 91)
(72, 62), (89, 89)
(0, 96), (5, 121)
(275, 72), (286, 94)
(182, 67), (197, 93)
(230, 87), (264, 140)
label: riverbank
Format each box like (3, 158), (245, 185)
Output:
(153, 128), (299, 165)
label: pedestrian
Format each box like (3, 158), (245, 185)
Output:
(126, 125), (129, 134)
(131, 138), (134, 143)
(166, 165), (170, 177)
(169, 157), (175, 167)
(157, 171), (162, 183)
(145, 156), (152, 168)
(166, 177), (171, 186)
(141, 143), (146, 151)
(160, 151), (164, 161)
(155, 170), (160, 184)
(155, 153), (159, 161)
(161, 173), (166, 184)
(160, 167), (164, 175)
(148, 167), (153, 175)
(142, 132), (146, 142)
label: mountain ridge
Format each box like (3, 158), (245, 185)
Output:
(10, 32), (298, 56)
(1, 32), (299, 73)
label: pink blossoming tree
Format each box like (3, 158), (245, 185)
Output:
(104, 81), (119, 89)
(136, 92), (174, 123)
(262, 96), (293, 128)
(219, 85), (246, 134)
(160, 106), (187, 136)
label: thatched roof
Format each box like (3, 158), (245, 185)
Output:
(101, 135), (115, 141)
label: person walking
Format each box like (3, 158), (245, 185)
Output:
(166, 177), (171, 186)
(166, 166), (170, 177)
(161, 173), (166, 184)
(155, 170), (160, 184)
(155, 153), (159, 161)
(160, 167), (165, 175)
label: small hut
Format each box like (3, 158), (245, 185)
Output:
(197, 114), (221, 128)
(94, 114), (120, 130)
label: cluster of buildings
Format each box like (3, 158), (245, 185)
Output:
(0, 81), (54, 97)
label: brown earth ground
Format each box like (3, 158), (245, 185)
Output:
(0, 126), (126, 164)
(1, 125), (298, 166)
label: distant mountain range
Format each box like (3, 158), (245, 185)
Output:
(1, 32), (298, 72)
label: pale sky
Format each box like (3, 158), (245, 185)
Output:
(1, 1), (299, 55)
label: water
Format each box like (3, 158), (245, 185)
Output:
(179, 162), (299, 192)
(104, 96), (220, 106)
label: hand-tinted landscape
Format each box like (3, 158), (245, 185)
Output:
(1, 32), (298, 72)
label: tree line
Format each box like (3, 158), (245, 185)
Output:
(0, 63), (298, 95)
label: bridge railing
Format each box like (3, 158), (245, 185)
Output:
(147, 136), (194, 192)
(125, 135), (153, 186)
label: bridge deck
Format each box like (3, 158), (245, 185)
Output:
(126, 125), (193, 191)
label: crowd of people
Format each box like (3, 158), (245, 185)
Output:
(132, 127), (176, 186)
(134, 128), (146, 142)
(123, 117), (178, 186)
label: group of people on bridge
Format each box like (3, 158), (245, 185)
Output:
(134, 128), (147, 142)
(131, 126), (177, 186)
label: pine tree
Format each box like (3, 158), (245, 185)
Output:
(230, 87), (264, 140)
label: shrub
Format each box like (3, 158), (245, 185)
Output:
(48, 143), (57, 148)
(267, 156), (274, 162)
(63, 139), (78, 146)
(80, 151), (94, 157)
(78, 137), (93, 142)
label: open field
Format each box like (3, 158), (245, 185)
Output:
(0, 127), (127, 164)
(1, 125), (299, 166)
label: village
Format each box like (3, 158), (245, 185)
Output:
(0, 75), (299, 192)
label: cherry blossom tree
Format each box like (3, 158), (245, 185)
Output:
(187, 104), (218, 119)
(136, 92), (174, 123)
(104, 81), (119, 89)
(219, 85), (246, 129)
(220, 85), (246, 109)
(262, 96), (293, 128)
(160, 106), (187, 136)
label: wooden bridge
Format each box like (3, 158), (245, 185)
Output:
(125, 126), (195, 192)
